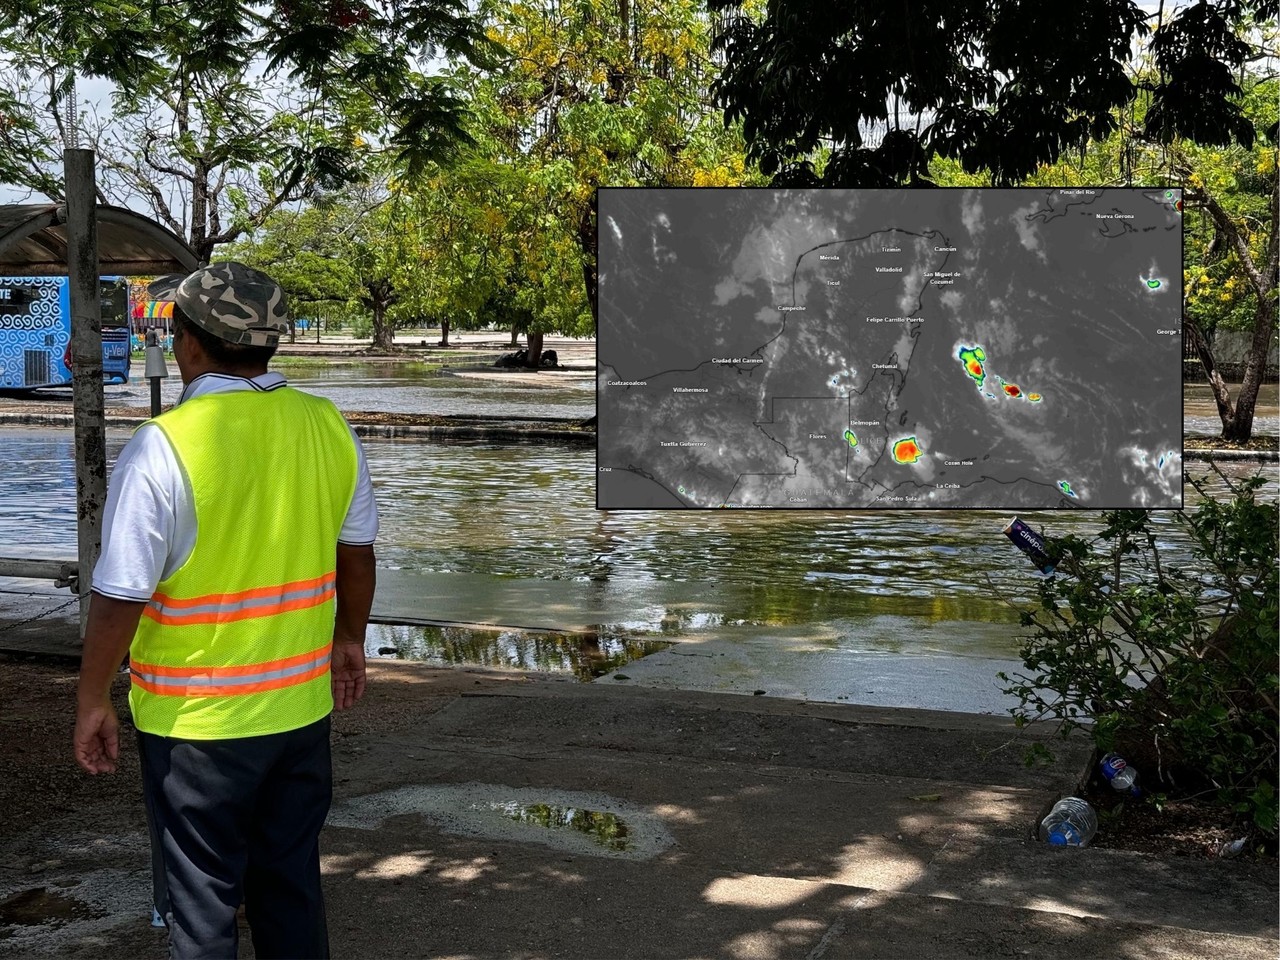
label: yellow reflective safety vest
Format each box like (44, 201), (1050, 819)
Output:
(128, 387), (359, 739)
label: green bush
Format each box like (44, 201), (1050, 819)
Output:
(1000, 471), (1278, 838)
(349, 314), (373, 340)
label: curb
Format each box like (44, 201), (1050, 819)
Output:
(0, 412), (596, 445)
(351, 423), (593, 445)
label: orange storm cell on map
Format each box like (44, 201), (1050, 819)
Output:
(966, 360), (983, 378)
(1028, 393), (1042, 402)
(1002, 383), (1022, 398)
(892, 438), (923, 464)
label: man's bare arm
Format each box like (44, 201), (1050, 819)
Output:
(332, 543), (375, 709)
(74, 594), (146, 774)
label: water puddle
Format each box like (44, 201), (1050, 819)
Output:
(366, 623), (672, 680)
(0, 887), (97, 928)
(0, 841), (152, 951)
(480, 801), (631, 851)
(328, 783), (674, 859)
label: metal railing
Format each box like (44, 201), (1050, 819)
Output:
(0, 556), (78, 589)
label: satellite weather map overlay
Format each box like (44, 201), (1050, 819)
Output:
(597, 188), (1184, 510)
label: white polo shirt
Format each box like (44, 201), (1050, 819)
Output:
(92, 372), (379, 602)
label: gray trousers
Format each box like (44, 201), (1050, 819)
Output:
(138, 716), (332, 960)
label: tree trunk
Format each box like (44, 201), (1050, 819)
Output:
(192, 162), (212, 262)
(439, 317), (450, 347)
(511, 327), (520, 346)
(365, 278), (398, 353)
(1185, 317), (1237, 430)
(371, 302), (392, 352)
(1223, 296), (1277, 442)
(525, 331), (543, 368)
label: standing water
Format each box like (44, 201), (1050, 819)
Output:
(0, 365), (1274, 710)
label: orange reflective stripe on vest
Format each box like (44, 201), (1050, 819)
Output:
(141, 572), (337, 626)
(130, 641), (333, 697)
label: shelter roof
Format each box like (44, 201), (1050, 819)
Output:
(0, 203), (199, 276)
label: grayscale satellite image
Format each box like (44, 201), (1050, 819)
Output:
(597, 188), (1184, 509)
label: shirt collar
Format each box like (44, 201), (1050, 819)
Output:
(178, 371), (288, 405)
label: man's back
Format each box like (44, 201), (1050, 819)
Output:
(130, 387), (360, 739)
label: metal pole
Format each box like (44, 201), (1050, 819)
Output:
(65, 147), (105, 638)
(144, 328), (168, 417)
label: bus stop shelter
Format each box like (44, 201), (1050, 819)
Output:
(0, 200), (199, 609)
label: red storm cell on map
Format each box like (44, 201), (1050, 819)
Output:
(957, 346), (987, 387)
(1002, 383), (1023, 398)
(892, 437), (923, 464)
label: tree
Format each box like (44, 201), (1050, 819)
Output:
(0, 1), (496, 222)
(1037, 67), (1279, 444)
(227, 189), (419, 352)
(708, 0), (1272, 186)
(395, 157), (538, 348)
(222, 203), (362, 340)
(1, 64), (373, 262)
(727, 1), (1277, 441)
(451, 0), (760, 364)
(1178, 108), (1278, 443)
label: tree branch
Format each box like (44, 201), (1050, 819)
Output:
(141, 129), (195, 184)
(1185, 185), (1270, 295)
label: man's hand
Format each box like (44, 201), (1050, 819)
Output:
(74, 701), (120, 774)
(331, 641), (366, 710)
(75, 593), (145, 774)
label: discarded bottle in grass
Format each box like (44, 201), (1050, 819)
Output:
(1038, 797), (1098, 847)
(1099, 752), (1142, 797)
(1002, 517), (1056, 575)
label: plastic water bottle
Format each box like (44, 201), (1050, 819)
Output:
(1038, 797), (1098, 847)
(1100, 752), (1142, 797)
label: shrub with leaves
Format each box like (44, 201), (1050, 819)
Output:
(999, 470), (1278, 838)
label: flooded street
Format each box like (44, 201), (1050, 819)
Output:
(0, 428), (1270, 634)
(1183, 382), (1279, 436)
(0, 365), (1274, 710)
(99, 360), (595, 420)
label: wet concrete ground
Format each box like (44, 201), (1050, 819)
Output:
(1, 658), (1275, 959)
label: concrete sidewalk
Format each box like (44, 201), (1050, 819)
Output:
(314, 678), (1277, 959)
(2, 661), (1276, 959)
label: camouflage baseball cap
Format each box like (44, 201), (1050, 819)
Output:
(148, 261), (289, 347)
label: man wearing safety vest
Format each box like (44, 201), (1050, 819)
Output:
(74, 261), (379, 958)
